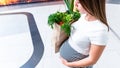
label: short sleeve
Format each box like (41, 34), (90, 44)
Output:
(88, 29), (109, 46)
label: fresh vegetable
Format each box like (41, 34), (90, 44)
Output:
(48, 0), (81, 36)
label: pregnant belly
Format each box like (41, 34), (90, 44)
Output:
(59, 41), (88, 62)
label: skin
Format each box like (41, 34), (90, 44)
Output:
(60, 0), (106, 67)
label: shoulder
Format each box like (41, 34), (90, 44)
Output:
(89, 20), (108, 32)
(87, 21), (109, 45)
(88, 21), (109, 38)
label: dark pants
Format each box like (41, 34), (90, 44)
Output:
(60, 41), (93, 68)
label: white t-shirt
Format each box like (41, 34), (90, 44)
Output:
(68, 14), (109, 55)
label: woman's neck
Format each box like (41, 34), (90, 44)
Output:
(85, 14), (97, 22)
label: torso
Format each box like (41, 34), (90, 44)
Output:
(68, 14), (108, 55)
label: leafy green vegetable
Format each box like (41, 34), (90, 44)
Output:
(48, 0), (81, 36)
(61, 22), (71, 35)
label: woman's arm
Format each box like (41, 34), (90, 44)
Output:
(60, 44), (106, 67)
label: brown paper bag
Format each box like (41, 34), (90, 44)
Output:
(52, 23), (69, 53)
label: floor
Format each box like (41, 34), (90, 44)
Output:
(0, 1), (120, 68)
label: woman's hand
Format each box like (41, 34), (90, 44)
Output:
(60, 57), (83, 68)
(60, 57), (69, 66)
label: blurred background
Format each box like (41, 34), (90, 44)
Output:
(0, 0), (120, 68)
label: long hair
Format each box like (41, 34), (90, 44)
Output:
(79, 0), (109, 30)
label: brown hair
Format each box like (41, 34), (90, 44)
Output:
(79, 0), (109, 30)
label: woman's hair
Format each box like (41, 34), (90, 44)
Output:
(79, 0), (109, 30)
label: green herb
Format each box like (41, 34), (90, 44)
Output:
(48, 0), (81, 36)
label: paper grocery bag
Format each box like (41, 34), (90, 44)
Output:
(52, 23), (69, 53)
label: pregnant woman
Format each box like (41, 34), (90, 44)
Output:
(60, 0), (109, 68)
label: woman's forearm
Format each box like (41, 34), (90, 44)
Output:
(64, 45), (105, 67)
(66, 56), (95, 67)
